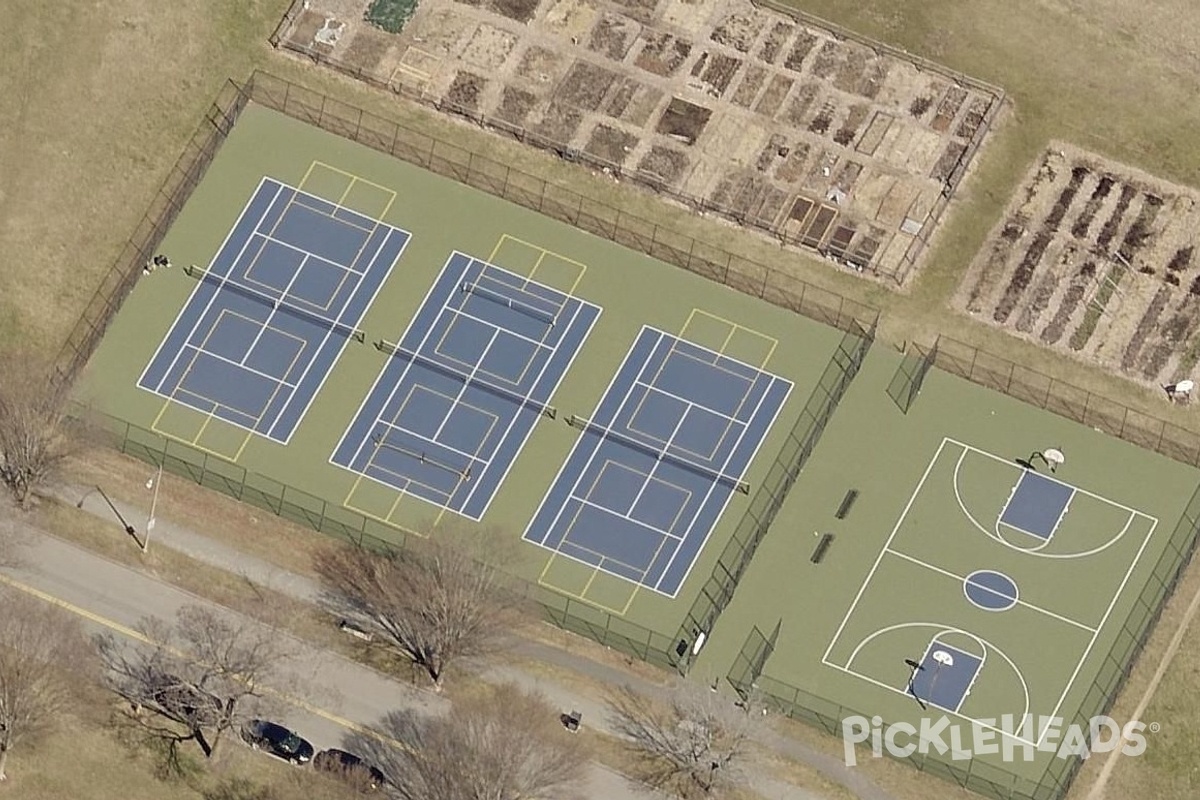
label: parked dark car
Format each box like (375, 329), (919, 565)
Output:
(241, 719), (315, 764)
(313, 748), (386, 789)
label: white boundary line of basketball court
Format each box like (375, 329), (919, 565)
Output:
(821, 437), (1160, 747)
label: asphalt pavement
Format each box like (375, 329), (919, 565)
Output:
(1, 483), (895, 800)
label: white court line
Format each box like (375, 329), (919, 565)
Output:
(251, 232), (364, 277)
(377, 419), (492, 467)
(623, 398), (690, 521)
(343, 255), (472, 473)
(532, 329), (668, 553)
(290, 199), (377, 237)
(1034, 512), (1159, 747)
(433, 328), (499, 441)
(330, 251), (597, 522)
(886, 549), (1097, 633)
(185, 346), (297, 391)
(952, 446), (1146, 559)
(444, 304), (557, 351)
(838, 621), (1035, 746)
(472, 267), (567, 316)
(633, 379), (749, 427)
(529, 326), (788, 597)
(289, 180), (385, 235)
(143, 384), (267, 441)
(828, 436), (1161, 750)
(821, 439), (950, 665)
(328, 251), (457, 478)
(146, 180), (284, 395)
(950, 437), (1150, 517)
(138, 177), (272, 395)
(654, 343), (779, 595)
(274, 225), (410, 444)
(908, 639), (981, 713)
(460, 290), (597, 516)
(241, 255), (308, 366)
(569, 495), (685, 542)
(520, 326), (638, 548)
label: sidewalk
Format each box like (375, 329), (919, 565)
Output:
(56, 482), (892, 800)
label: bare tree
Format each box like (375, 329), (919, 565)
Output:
(0, 588), (94, 781)
(314, 525), (521, 689)
(354, 682), (587, 800)
(0, 355), (80, 506)
(97, 604), (291, 761)
(608, 685), (759, 798)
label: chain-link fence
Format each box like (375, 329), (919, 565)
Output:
(932, 336), (1200, 467)
(239, 71), (878, 334)
(87, 409), (682, 670)
(669, 321), (876, 673)
(269, 2), (1003, 285)
(49, 80), (249, 391)
(886, 339), (938, 414)
(748, 479), (1200, 800)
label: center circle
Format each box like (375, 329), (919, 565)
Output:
(964, 570), (1018, 611)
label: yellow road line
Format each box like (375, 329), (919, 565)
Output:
(0, 573), (406, 749)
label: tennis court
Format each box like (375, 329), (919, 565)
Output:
(138, 177), (409, 445)
(330, 251), (601, 520)
(524, 327), (792, 596)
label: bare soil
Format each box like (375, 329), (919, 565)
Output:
(655, 97), (712, 145)
(282, 0), (999, 284)
(956, 144), (1200, 387)
(585, 123), (640, 163)
(558, 60), (620, 110)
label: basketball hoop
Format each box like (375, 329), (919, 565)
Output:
(932, 650), (955, 668)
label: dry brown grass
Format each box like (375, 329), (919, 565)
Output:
(5, 701), (357, 800)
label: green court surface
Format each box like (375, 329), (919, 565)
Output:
(80, 100), (1200, 794)
(695, 345), (1200, 788)
(79, 103), (844, 639)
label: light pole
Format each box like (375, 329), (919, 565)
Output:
(143, 464), (163, 554)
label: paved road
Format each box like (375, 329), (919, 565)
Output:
(17, 483), (896, 800)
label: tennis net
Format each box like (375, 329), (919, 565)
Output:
(370, 433), (471, 480)
(461, 280), (558, 326)
(567, 414), (750, 494)
(375, 339), (557, 419)
(185, 264), (366, 343)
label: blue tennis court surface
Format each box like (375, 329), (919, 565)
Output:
(999, 470), (1075, 541)
(524, 327), (792, 597)
(138, 178), (408, 443)
(331, 251), (601, 520)
(908, 641), (983, 713)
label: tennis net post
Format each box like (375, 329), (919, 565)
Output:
(184, 264), (366, 343)
(566, 414), (750, 494)
(374, 339), (557, 419)
(460, 280), (558, 327)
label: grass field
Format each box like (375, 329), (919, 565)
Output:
(8, 0), (1200, 798)
(80, 103), (845, 641)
